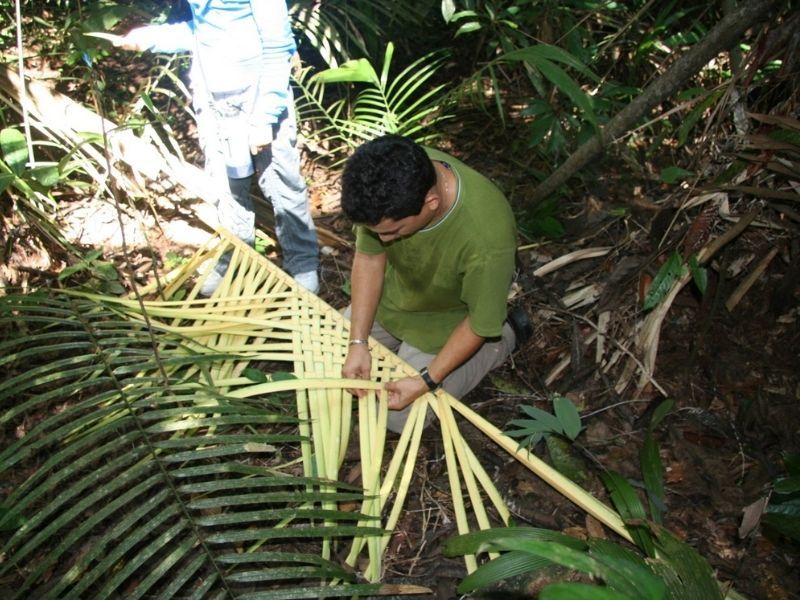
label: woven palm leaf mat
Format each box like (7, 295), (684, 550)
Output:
(135, 226), (629, 583)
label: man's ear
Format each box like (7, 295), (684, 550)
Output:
(423, 189), (440, 212)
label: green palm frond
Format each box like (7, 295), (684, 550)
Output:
(0, 291), (387, 597)
(290, 0), (428, 68)
(295, 42), (450, 157)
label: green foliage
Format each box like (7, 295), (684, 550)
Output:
(635, 2), (708, 61)
(659, 166), (693, 185)
(448, 398), (727, 599)
(506, 394), (583, 448)
(643, 251), (709, 311)
(295, 42), (450, 158)
(687, 254), (708, 296)
(640, 399), (673, 525)
(442, 0), (532, 53)
(63, 2), (133, 67)
(0, 291), (386, 597)
(290, 0), (429, 68)
(58, 248), (126, 295)
(451, 40), (599, 160)
(517, 197), (566, 240)
(763, 454), (800, 544)
(0, 127), (77, 250)
(675, 88), (725, 148)
(642, 252), (687, 311)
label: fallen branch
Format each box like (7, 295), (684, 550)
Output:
(725, 246), (779, 311)
(530, 0), (782, 205)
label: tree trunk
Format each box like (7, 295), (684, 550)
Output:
(529, 0), (782, 205)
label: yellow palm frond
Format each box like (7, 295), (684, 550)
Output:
(120, 227), (630, 580)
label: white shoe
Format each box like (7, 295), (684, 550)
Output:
(199, 268), (224, 297)
(294, 270), (319, 294)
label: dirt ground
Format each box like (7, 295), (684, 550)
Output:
(325, 186), (800, 598)
(3, 77), (798, 597)
(311, 120), (800, 598)
(2, 7), (797, 595)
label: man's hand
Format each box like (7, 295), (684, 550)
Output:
(102, 29), (150, 52)
(384, 375), (429, 411)
(249, 122), (273, 155)
(341, 345), (372, 398)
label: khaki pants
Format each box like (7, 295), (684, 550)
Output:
(343, 307), (515, 432)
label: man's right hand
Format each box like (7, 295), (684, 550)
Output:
(342, 345), (372, 398)
(111, 28), (150, 52)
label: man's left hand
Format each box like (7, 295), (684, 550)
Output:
(384, 375), (430, 411)
(249, 123), (273, 155)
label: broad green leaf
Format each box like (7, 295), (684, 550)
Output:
(57, 262), (86, 280)
(643, 252), (686, 311)
(0, 173), (14, 195)
(502, 45), (598, 80)
(766, 497), (800, 517)
(456, 551), (552, 593)
(688, 254), (708, 295)
(94, 262), (119, 281)
(312, 58), (379, 85)
(379, 41), (394, 90)
(660, 166), (693, 184)
(29, 164), (61, 188)
(441, 0), (457, 22)
(601, 471), (655, 557)
(763, 512), (800, 542)
(535, 57), (598, 127)
(450, 10), (479, 20)
(496, 536), (665, 599)
(651, 526), (724, 600)
(773, 475), (800, 494)
(676, 87), (707, 102)
(601, 471), (648, 522)
(243, 368), (268, 383)
(519, 403), (564, 433)
(553, 395), (582, 440)
(640, 434), (665, 524)
(444, 526), (584, 556)
(0, 128), (28, 175)
(540, 583), (633, 600)
(648, 399), (674, 431)
(782, 453), (800, 476)
(455, 21), (482, 36)
(678, 89), (724, 146)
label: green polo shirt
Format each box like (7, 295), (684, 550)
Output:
(354, 148), (517, 353)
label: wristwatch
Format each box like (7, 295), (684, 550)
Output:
(419, 366), (441, 391)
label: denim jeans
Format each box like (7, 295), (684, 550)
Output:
(195, 85), (319, 277)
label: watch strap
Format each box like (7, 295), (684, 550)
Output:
(419, 366), (440, 391)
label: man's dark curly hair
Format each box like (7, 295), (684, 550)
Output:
(341, 135), (436, 225)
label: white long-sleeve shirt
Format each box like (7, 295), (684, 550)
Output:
(125, 0), (295, 124)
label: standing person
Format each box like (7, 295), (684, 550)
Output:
(119, 0), (320, 294)
(340, 134), (531, 433)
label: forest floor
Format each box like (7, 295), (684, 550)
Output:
(317, 127), (800, 600)
(4, 49), (799, 596)
(45, 115), (800, 599)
